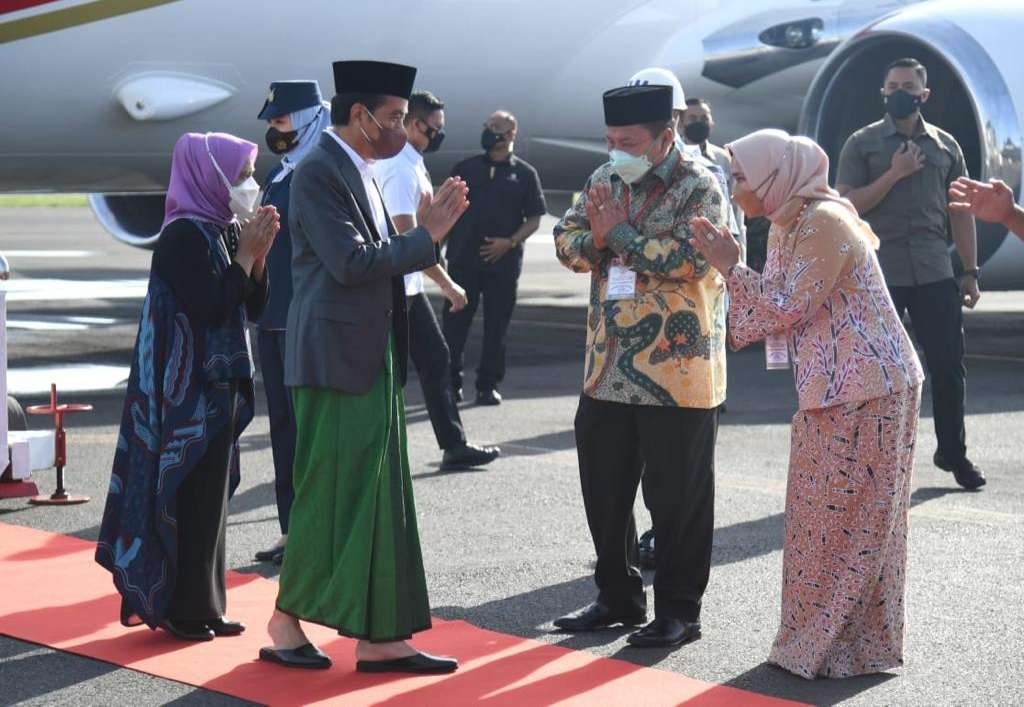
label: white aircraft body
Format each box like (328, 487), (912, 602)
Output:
(0, 0), (1022, 288)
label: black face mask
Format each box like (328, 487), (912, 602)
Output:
(683, 121), (711, 144)
(265, 126), (299, 155)
(481, 129), (505, 151)
(885, 90), (923, 120)
(419, 121), (446, 153)
(426, 130), (445, 153)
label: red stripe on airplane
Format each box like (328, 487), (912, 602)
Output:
(0, 0), (63, 16)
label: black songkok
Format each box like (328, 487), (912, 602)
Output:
(603, 85), (673, 126)
(332, 60), (417, 99)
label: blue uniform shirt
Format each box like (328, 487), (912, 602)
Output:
(258, 163), (293, 330)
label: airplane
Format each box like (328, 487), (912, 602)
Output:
(0, 0), (1021, 288)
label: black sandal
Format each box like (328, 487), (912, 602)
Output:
(258, 643), (332, 669)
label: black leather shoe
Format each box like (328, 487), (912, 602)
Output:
(627, 618), (701, 648)
(258, 643), (332, 669)
(476, 389), (502, 406)
(357, 651), (458, 674)
(953, 460), (986, 490)
(205, 617), (245, 636)
(161, 618), (214, 642)
(933, 450), (954, 472)
(441, 443), (501, 471)
(255, 545), (285, 562)
(553, 603), (646, 632)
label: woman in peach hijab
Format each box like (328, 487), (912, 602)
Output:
(690, 129), (924, 680)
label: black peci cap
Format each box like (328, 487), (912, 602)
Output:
(331, 60), (417, 99)
(603, 85), (673, 126)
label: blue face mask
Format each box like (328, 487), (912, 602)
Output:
(609, 136), (663, 184)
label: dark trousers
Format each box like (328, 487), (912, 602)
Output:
(442, 257), (521, 393)
(889, 278), (967, 464)
(408, 292), (466, 451)
(574, 395), (718, 622)
(257, 328), (296, 534)
(166, 384), (236, 621)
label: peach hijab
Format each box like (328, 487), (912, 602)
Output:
(725, 129), (878, 248)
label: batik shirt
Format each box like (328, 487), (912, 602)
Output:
(554, 146), (728, 408)
(727, 200), (924, 411)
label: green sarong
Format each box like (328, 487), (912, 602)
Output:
(276, 338), (431, 641)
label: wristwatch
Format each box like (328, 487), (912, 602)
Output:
(963, 267), (980, 279)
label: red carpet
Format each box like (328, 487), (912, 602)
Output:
(0, 522), (804, 706)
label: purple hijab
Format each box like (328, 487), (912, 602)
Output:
(163, 132), (258, 228)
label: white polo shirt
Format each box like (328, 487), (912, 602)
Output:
(374, 142), (433, 296)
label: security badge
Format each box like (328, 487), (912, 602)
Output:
(765, 333), (789, 370)
(606, 258), (637, 300)
(266, 89), (275, 103)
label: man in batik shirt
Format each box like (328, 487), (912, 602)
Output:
(551, 85), (727, 648)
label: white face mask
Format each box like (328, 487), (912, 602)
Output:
(608, 135), (663, 185)
(226, 176), (260, 220)
(205, 135), (260, 219)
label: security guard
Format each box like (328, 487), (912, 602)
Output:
(443, 110), (547, 406)
(253, 81), (332, 564)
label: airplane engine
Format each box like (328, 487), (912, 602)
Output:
(799, 1), (1024, 289)
(87, 193), (166, 249)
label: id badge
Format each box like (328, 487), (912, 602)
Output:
(765, 333), (789, 370)
(606, 258), (637, 301)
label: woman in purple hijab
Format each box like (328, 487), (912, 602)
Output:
(96, 132), (279, 642)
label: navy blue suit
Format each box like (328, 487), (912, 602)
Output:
(258, 163), (297, 534)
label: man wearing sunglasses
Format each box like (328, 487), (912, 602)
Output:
(443, 110), (547, 406)
(375, 91), (501, 472)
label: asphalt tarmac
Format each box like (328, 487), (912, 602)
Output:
(1, 208), (1022, 706)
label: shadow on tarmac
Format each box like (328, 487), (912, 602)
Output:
(716, 661), (897, 706)
(428, 481), (964, 704)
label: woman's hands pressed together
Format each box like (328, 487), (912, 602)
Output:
(236, 205), (280, 276)
(688, 216), (741, 276)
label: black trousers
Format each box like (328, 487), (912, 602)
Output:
(166, 383), (236, 621)
(257, 329), (296, 534)
(574, 395), (718, 622)
(408, 292), (466, 451)
(889, 278), (967, 464)
(442, 257), (521, 393)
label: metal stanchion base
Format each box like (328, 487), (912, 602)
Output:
(28, 493), (89, 506)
